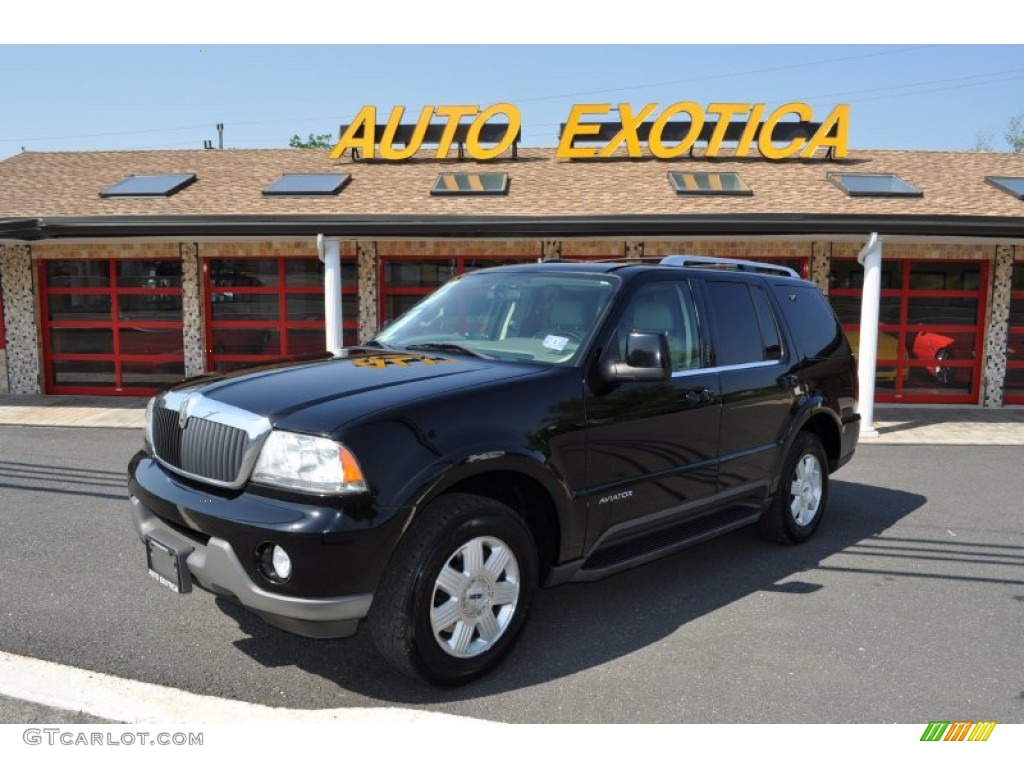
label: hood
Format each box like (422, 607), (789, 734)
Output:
(171, 349), (543, 434)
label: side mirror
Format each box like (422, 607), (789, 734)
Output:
(603, 331), (672, 382)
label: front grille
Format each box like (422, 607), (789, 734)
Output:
(153, 406), (183, 466)
(153, 405), (250, 485)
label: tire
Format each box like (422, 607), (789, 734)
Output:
(367, 492), (538, 686)
(759, 432), (829, 545)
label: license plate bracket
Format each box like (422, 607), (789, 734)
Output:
(145, 536), (193, 594)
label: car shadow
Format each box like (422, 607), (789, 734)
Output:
(220, 478), (925, 703)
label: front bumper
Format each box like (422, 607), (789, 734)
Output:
(129, 494), (372, 638)
(126, 452), (404, 639)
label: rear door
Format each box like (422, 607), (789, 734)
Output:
(699, 277), (797, 494)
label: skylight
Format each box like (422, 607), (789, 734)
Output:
(827, 173), (922, 197)
(430, 172), (509, 196)
(262, 173), (351, 196)
(668, 171), (752, 196)
(986, 176), (1024, 200)
(100, 174), (196, 198)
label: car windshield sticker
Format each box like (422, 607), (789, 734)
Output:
(542, 335), (569, 351)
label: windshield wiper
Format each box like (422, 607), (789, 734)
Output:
(405, 343), (491, 359)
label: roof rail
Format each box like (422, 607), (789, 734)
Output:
(660, 254), (800, 279)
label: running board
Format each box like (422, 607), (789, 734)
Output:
(574, 504), (762, 581)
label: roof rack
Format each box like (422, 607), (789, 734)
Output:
(660, 255), (800, 278)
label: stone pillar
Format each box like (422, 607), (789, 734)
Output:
(624, 241), (645, 260)
(357, 241), (379, 343)
(540, 240), (562, 261)
(179, 243), (206, 376)
(0, 272), (7, 394)
(810, 241), (831, 295)
(0, 244), (41, 394)
(982, 245), (1014, 408)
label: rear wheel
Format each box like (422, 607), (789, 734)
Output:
(760, 432), (829, 544)
(367, 493), (538, 686)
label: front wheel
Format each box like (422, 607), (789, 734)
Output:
(759, 432), (829, 544)
(367, 493), (538, 686)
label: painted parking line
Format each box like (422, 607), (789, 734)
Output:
(0, 651), (477, 724)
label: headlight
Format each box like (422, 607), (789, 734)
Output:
(144, 396), (156, 451)
(252, 430), (367, 494)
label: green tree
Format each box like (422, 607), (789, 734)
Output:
(288, 132), (335, 149)
(1004, 114), (1024, 153)
(973, 113), (1023, 152)
(972, 128), (996, 152)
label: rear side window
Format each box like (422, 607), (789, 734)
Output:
(771, 284), (846, 358)
(704, 281), (779, 366)
(750, 285), (782, 360)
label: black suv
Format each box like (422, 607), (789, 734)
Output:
(128, 256), (859, 685)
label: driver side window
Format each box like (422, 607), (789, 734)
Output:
(617, 281), (702, 372)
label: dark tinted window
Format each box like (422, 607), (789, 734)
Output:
(750, 285), (782, 360)
(704, 281), (763, 366)
(772, 284), (844, 358)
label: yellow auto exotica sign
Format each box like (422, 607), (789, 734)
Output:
(329, 102), (849, 161)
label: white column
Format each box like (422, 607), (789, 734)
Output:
(856, 233), (882, 437)
(319, 235), (344, 355)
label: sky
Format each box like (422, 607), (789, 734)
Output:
(1, 10), (1021, 162)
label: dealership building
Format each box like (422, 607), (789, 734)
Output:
(1, 102), (1023, 411)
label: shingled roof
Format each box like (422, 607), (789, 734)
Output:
(1, 147), (1022, 239)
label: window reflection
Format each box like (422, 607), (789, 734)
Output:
(48, 294), (112, 321)
(117, 260), (182, 288)
(209, 259), (277, 287)
(385, 260), (457, 288)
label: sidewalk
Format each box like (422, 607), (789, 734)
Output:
(0, 394), (148, 429)
(2, 394), (1024, 445)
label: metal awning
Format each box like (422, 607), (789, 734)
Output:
(2, 213), (1024, 241)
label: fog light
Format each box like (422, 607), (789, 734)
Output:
(271, 546), (292, 580)
(258, 543), (292, 583)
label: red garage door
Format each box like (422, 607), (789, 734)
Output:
(829, 258), (988, 404)
(379, 256), (535, 325)
(39, 259), (184, 395)
(1004, 263), (1024, 404)
(204, 256), (357, 372)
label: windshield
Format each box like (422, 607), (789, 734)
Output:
(374, 270), (619, 365)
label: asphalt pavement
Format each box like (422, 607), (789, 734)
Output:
(0, 415), (1022, 724)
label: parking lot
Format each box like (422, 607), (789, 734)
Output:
(0, 404), (1022, 723)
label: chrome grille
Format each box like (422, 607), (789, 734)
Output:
(149, 393), (270, 488)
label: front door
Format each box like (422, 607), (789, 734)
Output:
(584, 278), (721, 549)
